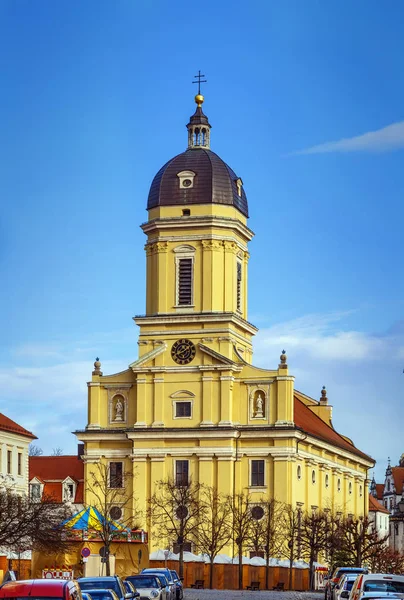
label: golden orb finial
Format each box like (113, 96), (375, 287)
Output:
(195, 93), (204, 107)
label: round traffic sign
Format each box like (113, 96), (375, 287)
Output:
(81, 547), (91, 558)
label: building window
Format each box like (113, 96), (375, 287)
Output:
(182, 209), (191, 216)
(175, 460), (189, 487)
(387, 480), (391, 491)
(349, 482), (352, 495)
(109, 462), (123, 488)
(178, 258), (193, 305)
(325, 474), (329, 488)
(236, 262), (242, 312)
(7, 450), (12, 474)
(175, 402), (192, 418)
(337, 478), (341, 492)
(173, 540), (192, 553)
(297, 465), (302, 480)
(17, 453), (22, 476)
(30, 483), (41, 501)
(312, 470), (316, 484)
(360, 485), (363, 497)
(110, 505), (123, 521)
(251, 460), (265, 487)
(250, 551), (265, 559)
(63, 482), (75, 502)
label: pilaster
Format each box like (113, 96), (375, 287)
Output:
(87, 382), (101, 429)
(152, 377), (164, 427)
(134, 377), (147, 427)
(201, 375), (214, 426)
(218, 375), (234, 426)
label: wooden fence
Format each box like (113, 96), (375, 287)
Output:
(149, 559), (309, 590)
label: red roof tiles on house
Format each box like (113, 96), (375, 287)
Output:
(0, 413), (36, 439)
(294, 396), (373, 462)
(29, 455), (84, 503)
(375, 483), (384, 500)
(369, 493), (389, 514)
(392, 467), (404, 493)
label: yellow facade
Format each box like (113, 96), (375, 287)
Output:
(77, 95), (374, 555)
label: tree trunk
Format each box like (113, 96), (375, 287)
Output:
(288, 545), (294, 591)
(238, 545), (243, 590)
(209, 558), (214, 589)
(179, 542), (184, 579)
(105, 546), (111, 576)
(265, 551), (270, 590)
(309, 552), (315, 590)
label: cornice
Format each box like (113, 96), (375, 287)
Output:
(141, 216), (254, 242)
(134, 311), (258, 335)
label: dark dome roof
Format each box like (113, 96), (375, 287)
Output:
(147, 148), (248, 217)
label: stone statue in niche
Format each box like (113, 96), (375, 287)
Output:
(114, 396), (124, 421)
(254, 392), (264, 418)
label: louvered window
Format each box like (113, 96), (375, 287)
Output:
(251, 460), (265, 487)
(178, 258), (193, 305)
(237, 262), (242, 311)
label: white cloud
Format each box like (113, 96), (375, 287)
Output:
(290, 120), (404, 155)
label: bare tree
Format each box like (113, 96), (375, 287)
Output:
(148, 478), (202, 579)
(226, 492), (253, 590)
(247, 498), (284, 589)
(299, 508), (329, 589)
(86, 461), (141, 576)
(368, 546), (404, 574)
(0, 488), (71, 554)
(281, 504), (301, 590)
(28, 444), (43, 456)
(192, 486), (231, 588)
(52, 447), (63, 456)
(337, 515), (389, 567)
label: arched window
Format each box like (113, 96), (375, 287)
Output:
(297, 465), (302, 480)
(174, 245), (196, 307)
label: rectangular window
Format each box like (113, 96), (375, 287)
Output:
(18, 452), (22, 476)
(251, 460), (265, 487)
(7, 450), (12, 474)
(237, 262), (242, 311)
(175, 402), (191, 418)
(30, 483), (41, 501)
(109, 462), (123, 488)
(178, 258), (193, 305)
(175, 460), (189, 487)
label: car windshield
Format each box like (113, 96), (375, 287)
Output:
(83, 593), (114, 600)
(144, 572), (172, 584)
(170, 573), (178, 581)
(345, 582), (355, 591)
(79, 582), (119, 595)
(364, 582), (404, 593)
(128, 578), (158, 588)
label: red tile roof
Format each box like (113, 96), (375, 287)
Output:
(369, 493), (389, 514)
(0, 413), (36, 439)
(375, 483), (384, 500)
(29, 456), (84, 503)
(392, 467), (404, 493)
(294, 396), (373, 462)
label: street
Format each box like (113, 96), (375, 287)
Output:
(184, 589), (324, 600)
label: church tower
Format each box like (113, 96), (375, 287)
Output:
(78, 86), (374, 556)
(136, 91), (256, 364)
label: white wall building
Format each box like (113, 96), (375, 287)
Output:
(0, 413), (36, 495)
(368, 493), (389, 541)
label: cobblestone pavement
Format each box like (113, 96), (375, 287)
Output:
(185, 589), (323, 600)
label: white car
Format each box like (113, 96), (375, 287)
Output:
(126, 575), (167, 600)
(335, 574), (360, 600)
(350, 574), (404, 600)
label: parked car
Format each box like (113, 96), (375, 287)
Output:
(0, 579), (82, 600)
(81, 594), (94, 600)
(126, 575), (167, 600)
(123, 581), (139, 599)
(326, 568), (368, 600)
(349, 574), (404, 600)
(80, 591), (120, 600)
(141, 570), (175, 600)
(335, 575), (360, 600)
(169, 571), (183, 600)
(78, 577), (132, 600)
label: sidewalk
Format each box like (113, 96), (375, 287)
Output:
(185, 589), (323, 600)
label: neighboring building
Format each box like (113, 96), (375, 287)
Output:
(29, 453), (84, 511)
(371, 455), (404, 553)
(76, 91), (374, 554)
(0, 412), (36, 494)
(368, 493), (389, 540)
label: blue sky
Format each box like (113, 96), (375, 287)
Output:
(0, 0), (403, 480)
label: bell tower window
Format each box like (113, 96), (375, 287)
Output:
(237, 261), (242, 312)
(174, 245), (196, 308)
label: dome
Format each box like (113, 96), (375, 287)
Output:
(147, 148), (249, 217)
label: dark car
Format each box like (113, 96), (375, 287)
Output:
(78, 577), (132, 600)
(80, 591), (120, 600)
(325, 568), (368, 600)
(169, 571), (183, 600)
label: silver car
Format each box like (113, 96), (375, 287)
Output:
(126, 575), (167, 600)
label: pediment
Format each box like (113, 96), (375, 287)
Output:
(129, 343), (167, 371)
(198, 343), (237, 366)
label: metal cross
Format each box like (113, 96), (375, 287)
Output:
(192, 70), (207, 95)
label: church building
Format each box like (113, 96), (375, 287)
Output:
(76, 90), (374, 554)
